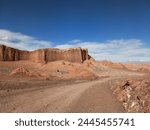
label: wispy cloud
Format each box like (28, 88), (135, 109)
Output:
(0, 29), (149, 62)
(0, 29), (52, 50)
(55, 39), (150, 62)
(68, 39), (81, 43)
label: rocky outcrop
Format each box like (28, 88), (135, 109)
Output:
(0, 45), (20, 61)
(112, 78), (150, 112)
(0, 44), (89, 63)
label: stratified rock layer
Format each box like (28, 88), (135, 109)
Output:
(0, 44), (89, 63)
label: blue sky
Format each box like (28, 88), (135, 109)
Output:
(0, 0), (150, 62)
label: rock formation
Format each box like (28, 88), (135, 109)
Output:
(112, 78), (150, 112)
(0, 44), (89, 63)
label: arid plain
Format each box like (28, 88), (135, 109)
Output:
(0, 45), (150, 112)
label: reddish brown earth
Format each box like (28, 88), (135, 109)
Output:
(0, 45), (150, 113)
(112, 77), (150, 112)
(0, 59), (149, 112)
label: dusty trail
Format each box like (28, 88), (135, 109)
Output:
(69, 78), (124, 112)
(0, 77), (125, 112)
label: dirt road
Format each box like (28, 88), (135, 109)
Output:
(0, 77), (125, 113)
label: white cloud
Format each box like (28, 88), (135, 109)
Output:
(55, 39), (150, 62)
(68, 39), (81, 43)
(0, 29), (149, 62)
(0, 29), (52, 50)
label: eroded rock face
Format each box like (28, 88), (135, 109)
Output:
(0, 45), (20, 61)
(113, 78), (150, 112)
(0, 44), (89, 63)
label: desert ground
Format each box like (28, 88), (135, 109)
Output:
(0, 60), (150, 112)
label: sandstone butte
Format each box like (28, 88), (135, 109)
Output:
(0, 44), (89, 63)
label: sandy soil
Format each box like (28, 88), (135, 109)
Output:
(0, 77), (124, 112)
(0, 60), (148, 112)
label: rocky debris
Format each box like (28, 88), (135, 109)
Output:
(113, 78), (150, 112)
(0, 44), (89, 63)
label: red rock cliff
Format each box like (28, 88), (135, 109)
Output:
(0, 44), (89, 63)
